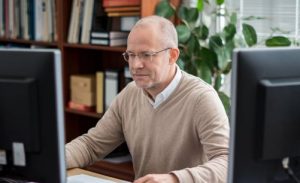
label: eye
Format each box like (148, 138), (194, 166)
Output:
(127, 53), (136, 59)
(140, 52), (152, 59)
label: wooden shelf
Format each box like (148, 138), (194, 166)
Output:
(65, 108), (103, 119)
(63, 43), (126, 52)
(85, 160), (134, 182)
(0, 38), (58, 47)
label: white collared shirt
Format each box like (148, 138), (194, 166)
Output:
(148, 65), (182, 108)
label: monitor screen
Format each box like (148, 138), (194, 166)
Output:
(228, 47), (300, 183)
(0, 48), (66, 183)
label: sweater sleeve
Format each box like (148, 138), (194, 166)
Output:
(65, 92), (126, 169)
(172, 89), (230, 183)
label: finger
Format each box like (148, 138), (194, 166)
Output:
(133, 174), (153, 183)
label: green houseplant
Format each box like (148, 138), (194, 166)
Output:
(155, 0), (292, 113)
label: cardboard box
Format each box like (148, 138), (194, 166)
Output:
(71, 90), (95, 106)
(70, 75), (95, 92)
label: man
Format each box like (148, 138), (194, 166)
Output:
(66, 15), (229, 183)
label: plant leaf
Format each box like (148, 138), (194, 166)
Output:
(265, 36), (291, 47)
(223, 61), (232, 74)
(176, 25), (191, 43)
(196, 59), (212, 84)
(177, 57), (185, 70)
(216, 0), (224, 5)
(242, 23), (257, 47)
(155, 0), (175, 18)
(178, 6), (199, 23)
(197, 0), (204, 12)
(197, 47), (218, 70)
(218, 91), (230, 115)
(214, 47), (227, 70)
(194, 25), (209, 40)
(187, 34), (200, 56)
(214, 73), (222, 91)
(185, 58), (198, 76)
(223, 23), (236, 42)
(209, 35), (223, 49)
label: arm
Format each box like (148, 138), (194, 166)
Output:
(172, 90), (230, 183)
(65, 97), (125, 169)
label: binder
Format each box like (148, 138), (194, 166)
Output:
(96, 71), (104, 113)
(105, 70), (118, 110)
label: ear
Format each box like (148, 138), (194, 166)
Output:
(169, 48), (180, 65)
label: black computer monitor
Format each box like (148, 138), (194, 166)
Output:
(0, 48), (66, 183)
(228, 47), (300, 183)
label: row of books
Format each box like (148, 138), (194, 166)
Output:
(103, 0), (141, 17)
(0, 0), (57, 42)
(67, 0), (139, 46)
(69, 67), (132, 113)
(102, 0), (141, 8)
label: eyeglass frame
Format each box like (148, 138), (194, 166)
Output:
(122, 48), (171, 63)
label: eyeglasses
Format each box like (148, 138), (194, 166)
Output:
(122, 48), (171, 63)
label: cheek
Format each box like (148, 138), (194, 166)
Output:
(153, 64), (168, 80)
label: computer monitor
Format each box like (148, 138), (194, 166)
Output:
(228, 47), (300, 183)
(0, 48), (66, 183)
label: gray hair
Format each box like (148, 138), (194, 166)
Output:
(132, 15), (178, 48)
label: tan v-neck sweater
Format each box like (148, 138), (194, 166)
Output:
(66, 71), (229, 183)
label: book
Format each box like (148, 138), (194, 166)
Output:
(120, 16), (139, 31)
(105, 70), (118, 110)
(45, 0), (54, 42)
(27, 0), (35, 40)
(67, 0), (80, 43)
(102, 0), (141, 8)
(107, 11), (140, 17)
(20, 0), (29, 39)
(67, 0), (85, 43)
(13, 0), (20, 39)
(80, 0), (94, 44)
(34, 0), (44, 41)
(0, 0), (4, 37)
(75, 0), (85, 43)
(71, 90), (95, 106)
(90, 0), (109, 36)
(104, 6), (140, 13)
(7, 0), (13, 38)
(124, 66), (132, 86)
(90, 37), (127, 46)
(96, 71), (104, 113)
(90, 31), (129, 39)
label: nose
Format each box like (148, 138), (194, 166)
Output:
(130, 55), (144, 69)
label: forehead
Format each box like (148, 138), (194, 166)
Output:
(127, 25), (162, 51)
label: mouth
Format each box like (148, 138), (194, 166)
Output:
(132, 74), (148, 79)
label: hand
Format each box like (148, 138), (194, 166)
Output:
(133, 173), (179, 183)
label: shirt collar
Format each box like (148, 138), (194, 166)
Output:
(148, 65), (182, 108)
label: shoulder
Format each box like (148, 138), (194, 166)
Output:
(179, 71), (216, 96)
(178, 71), (224, 112)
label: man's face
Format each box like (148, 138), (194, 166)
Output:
(126, 26), (172, 94)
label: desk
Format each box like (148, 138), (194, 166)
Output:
(68, 168), (131, 183)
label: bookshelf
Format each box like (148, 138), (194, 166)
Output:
(0, 0), (180, 181)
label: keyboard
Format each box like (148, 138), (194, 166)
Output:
(0, 177), (32, 183)
(67, 174), (117, 183)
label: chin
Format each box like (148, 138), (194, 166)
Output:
(134, 81), (153, 89)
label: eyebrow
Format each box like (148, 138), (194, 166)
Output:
(126, 50), (153, 54)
